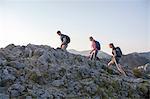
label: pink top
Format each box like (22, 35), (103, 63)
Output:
(91, 40), (97, 50)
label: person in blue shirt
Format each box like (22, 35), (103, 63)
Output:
(57, 31), (70, 50)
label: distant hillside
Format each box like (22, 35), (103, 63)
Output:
(120, 52), (150, 68)
(140, 52), (150, 60)
(68, 49), (111, 59)
(69, 49), (150, 69)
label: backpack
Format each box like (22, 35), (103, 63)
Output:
(115, 47), (122, 57)
(65, 35), (70, 43)
(95, 41), (101, 50)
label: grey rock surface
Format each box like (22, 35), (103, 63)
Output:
(0, 44), (149, 99)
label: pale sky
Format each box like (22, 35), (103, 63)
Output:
(0, 0), (149, 54)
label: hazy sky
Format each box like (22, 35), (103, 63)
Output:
(0, 0), (149, 54)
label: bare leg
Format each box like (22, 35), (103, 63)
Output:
(118, 64), (127, 76)
(108, 60), (114, 68)
(94, 50), (98, 60)
(61, 44), (68, 50)
(90, 51), (95, 60)
(108, 57), (116, 67)
(91, 51), (96, 60)
(114, 59), (127, 76)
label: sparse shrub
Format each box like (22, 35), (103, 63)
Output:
(42, 72), (49, 79)
(88, 60), (96, 67)
(111, 80), (119, 90)
(133, 68), (142, 78)
(137, 82), (150, 98)
(97, 88), (109, 99)
(106, 68), (114, 75)
(29, 72), (39, 83)
(74, 56), (83, 62)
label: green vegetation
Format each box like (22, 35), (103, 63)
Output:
(29, 72), (39, 83)
(133, 68), (142, 78)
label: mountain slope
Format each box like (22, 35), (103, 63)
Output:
(0, 44), (149, 99)
(69, 49), (111, 59)
(140, 52), (150, 61)
(120, 52), (150, 68)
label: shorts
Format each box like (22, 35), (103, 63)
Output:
(61, 44), (68, 50)
(115, 57), (121, 64)
(110, 57), (121, 64)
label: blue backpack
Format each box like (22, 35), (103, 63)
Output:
(115, 47), (122, 57)
(65, 35), (70, 43)
(95, 41), (101, 50)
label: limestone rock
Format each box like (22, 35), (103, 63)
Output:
(0, 44), (149, 99)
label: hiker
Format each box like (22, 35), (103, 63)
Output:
(108, 43), (127, 76)
(57, 31), (70, 50)
(89, 36), (101, 60)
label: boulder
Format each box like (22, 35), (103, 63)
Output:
(8, 84), (25, 97)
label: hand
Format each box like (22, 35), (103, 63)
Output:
(90, 51), (92, 54)
(60, 44), (63, 48)
(90, 50), (94, 54)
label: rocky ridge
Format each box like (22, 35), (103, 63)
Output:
(0, 44), (149, 99)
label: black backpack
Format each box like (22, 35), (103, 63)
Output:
(115, 47), (122, 57)
(65, 35), (70, 43)
(95, 41), (101, 50)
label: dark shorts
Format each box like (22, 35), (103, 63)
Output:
(90, 50), (98, 60)
(115, 57), (121, 64)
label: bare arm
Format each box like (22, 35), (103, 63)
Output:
(90, 49), (96, 54)
(113, 50), (117, 57)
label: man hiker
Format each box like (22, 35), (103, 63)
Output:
(89, 36), (101, 60)
(108, 43), (127, 76)
(57, 31), (70, 50)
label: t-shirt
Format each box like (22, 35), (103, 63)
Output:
(91, 40), (97, 50)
